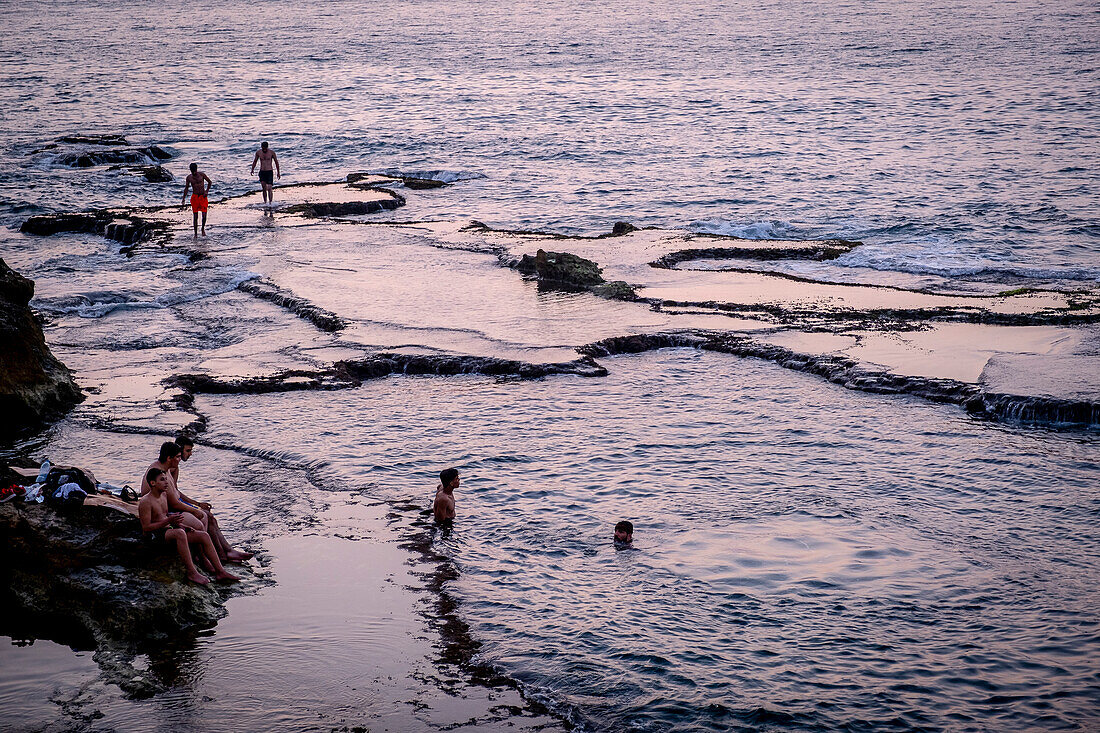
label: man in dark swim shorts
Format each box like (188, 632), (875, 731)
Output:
(250, 141), (281, 204)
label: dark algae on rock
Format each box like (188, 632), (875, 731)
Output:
(0, 259), (82, 437)
(0, 495), (264, 698)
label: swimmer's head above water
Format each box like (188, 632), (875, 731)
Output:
(614, 520), (633, 546)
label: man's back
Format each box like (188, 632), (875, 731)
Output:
(433, 485), (456, 522)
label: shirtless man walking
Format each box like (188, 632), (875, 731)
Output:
(250, 141), (281, 204)
(433, 467), (459, 523)
(140, 467), (238, 584)
(140, 441), (251, 563)
(182, 162), (212, 236)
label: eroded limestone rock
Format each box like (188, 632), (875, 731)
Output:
(0, 259), (82, 437)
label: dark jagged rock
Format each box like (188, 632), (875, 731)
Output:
(0, 259), (82, 437)
(237, 278), (346, 332)
(535, 249), (604, 287)
(401, 177), (446, 189)
(106, 164), (174, 182)
(580, 331), (1099, 428)
(20, 212), (163, 246)
(0, 499), (260, 697)
(165, 369), (355, 396)
(650, 241), (859, 268)
(137, 165), (174, 182)
(337, 352), (608, 381)
(282, 194), (405, 218)
(57, 134), (129, 146)
(55, 146), (174, 168)
(656, 297), (1100, 328)
(164, 353), (608, 399)
(610, 221), (638, 236)
(20, 212), (103, 236)
(507, 249), (637, 301)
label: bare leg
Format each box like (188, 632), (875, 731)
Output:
(192, 211), (199, 237)
(206, 512), (253, 562)
(189, 530), (239, 581)
(201, 211), (207, 236)
(168, 528), (209, 584)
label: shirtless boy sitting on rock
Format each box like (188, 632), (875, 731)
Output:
(139, 468), (238, 585)
(140, 441), (251, 563)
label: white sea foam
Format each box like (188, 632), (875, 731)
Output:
(36, 271), (262, 318)
(368, 168), (486, 184)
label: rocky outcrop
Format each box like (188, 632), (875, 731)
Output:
(507, 249), (637, 301)
(20, 212), (162, 246)
(0, 498), (259, 697)
(165, 352), (609, 403)
(55, 145), (172, 168)
(0, 259), (82, 438)
(282, 191), (405, 218)
(57, 134), (130, 146)
(580, 331), (1100, 428)
(236, 278), (346, 332)
(107, 164), (174, 182)
(650, 240), (859, 267)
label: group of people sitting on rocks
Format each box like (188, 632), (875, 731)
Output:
(138, 436), (251, 585)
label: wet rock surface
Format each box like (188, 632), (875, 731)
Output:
(165, 353), (608, 406)
(107, 164), (174, 182)
(0, 259), (82, 438)
(650, 240), (859, 267)
(282, 190), (405, 217)
(236, 278), (346, 332)
(0, 498), (262, 697)
(20, 212), (164, 246)
(581, 331), (1100, 427)
(507, 249), (638, 301)
(54, 145), (172, 168)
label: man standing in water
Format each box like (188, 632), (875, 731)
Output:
(181, 162), (212, 236)
(434, 468), (459, 523)
(250, 141), (280, 205)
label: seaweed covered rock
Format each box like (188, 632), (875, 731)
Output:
(0, 259), (82, 437)
(510, 249), (637, 301)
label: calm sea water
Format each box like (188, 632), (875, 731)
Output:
(2, 0), (1098, 282)
(2, 1), (1100, 731)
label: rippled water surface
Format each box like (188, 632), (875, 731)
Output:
(2, 0), (1098, 283)
(196, 352), (1100, 731)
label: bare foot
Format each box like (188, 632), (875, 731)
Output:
(226, 550), (254, 562)
(215, 571), (240, 583)
(187, 571), (211, 585)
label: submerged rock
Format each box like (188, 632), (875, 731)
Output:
(0, 259), (82, 437)
(56, 134), (130, 146)
(237, 278), (346, 332)
(580, 331), (1100, 428)
(650, 240), (860, 267)
(282, 195), (405, 217)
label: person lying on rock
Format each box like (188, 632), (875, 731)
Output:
(139, 468), (239, 585)
(140, 441), (252, 563)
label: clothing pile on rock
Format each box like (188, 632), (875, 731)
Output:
(2, 462), (138, 509)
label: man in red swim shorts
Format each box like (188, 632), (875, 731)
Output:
(181, 162), (212, 236)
